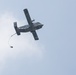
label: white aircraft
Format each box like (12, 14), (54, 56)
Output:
(14, 9), (43, 40)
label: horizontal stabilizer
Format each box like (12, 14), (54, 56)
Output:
(14, 22), (20, 35)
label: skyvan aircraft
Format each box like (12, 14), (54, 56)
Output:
(14, 9), (43, 40)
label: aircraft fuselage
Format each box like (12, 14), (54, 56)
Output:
(19, 22), (43, 32)
(14, 8), (43, 40)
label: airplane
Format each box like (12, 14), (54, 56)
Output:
(14, 9), (43, 40)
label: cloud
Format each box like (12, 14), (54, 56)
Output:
(0, 12), (44, 70)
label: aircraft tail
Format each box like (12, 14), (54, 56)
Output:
(14, 22), (20, 35)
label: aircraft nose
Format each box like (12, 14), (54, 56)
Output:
(42, 24), (43, 26)
(39, 24), (43, 28)
(41, 24), (43, 27)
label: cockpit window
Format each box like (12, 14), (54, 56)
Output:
(34, 22), (41, 26)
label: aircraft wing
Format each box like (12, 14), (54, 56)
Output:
(31, 31), (39, 40)
(23, 9), (33, 26)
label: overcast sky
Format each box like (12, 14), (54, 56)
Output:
(0, 0), (76, 75)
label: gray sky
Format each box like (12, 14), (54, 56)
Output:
(0, 0), (76, 75)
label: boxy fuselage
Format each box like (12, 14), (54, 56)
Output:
(14, 9), (43, 40)
(19, 22), (43, 32)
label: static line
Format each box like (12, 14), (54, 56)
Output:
(8, 33), (16, 48)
